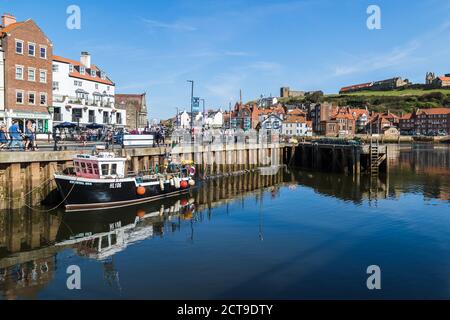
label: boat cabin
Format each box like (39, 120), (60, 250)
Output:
(73, 152), (127, 179)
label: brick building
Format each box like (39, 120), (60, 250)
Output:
(399, 113), (413, 134)
(413, 108), (450, 135)
(115, 93), (148, 130)
(0, 14), (53, 133)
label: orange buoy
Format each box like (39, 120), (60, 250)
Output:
(137, 209), (146, 218)
(180, 180), (189, 189)
(136, 186), (146, 196)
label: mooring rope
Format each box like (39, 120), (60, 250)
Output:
(23, 176), (79, 213)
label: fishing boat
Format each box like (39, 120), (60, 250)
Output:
(54, 149), (196, 212)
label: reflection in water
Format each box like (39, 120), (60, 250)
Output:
(0, 145), (449, 299)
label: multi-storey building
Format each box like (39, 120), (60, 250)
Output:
(0, 14), (53, 133)
(399, 113), (413, 134)
(115, 93), (148, 130)
(52, 52), (125, 127)
(413, 108), (450, 135)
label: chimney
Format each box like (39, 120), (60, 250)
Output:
(2, 13), (16, 28)
(80, 52), (91, 68)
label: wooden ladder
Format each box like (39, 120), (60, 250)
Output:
(370, 138), (380, 176)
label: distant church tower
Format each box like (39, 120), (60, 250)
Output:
(426, 72), (436, 85)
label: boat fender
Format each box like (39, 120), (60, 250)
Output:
(136, 186), (146, 196)
(180, 180), (189, 189)
(175, 178), (181, 189)
(189, 166), (196, 177)
(189, 179), (196, 186)
(159, 179), (165, 191)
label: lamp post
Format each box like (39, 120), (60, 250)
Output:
(187, 80), (194, 132)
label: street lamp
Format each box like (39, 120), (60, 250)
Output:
(187, 80), (194, 131)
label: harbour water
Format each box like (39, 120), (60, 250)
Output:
(0, 144), (449, 300)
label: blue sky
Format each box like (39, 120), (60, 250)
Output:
(3, 0), (450, 120)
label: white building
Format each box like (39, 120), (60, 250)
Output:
(205, 111), (223, 128)
(282, 118), (312, 137)
(260, 114), (283, 133)
(52, 52), (125, 127)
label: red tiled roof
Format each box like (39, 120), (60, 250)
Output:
(284, 115), (306, 123)
(418, 108), (450, 115)
(340, 82), (372, 92)
(400, 113), (412, 120)
(53, 55), (114, 86)
(0, 22), (25, 36)
(438, 76), (450, 82)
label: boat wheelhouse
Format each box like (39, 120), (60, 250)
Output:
(73, 152), (127, 180)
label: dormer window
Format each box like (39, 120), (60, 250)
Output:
(69, 64), (74, 72)
(80, 66), (85, 75)
(101, 72), (106, 79)
(91, 69), (96, 77)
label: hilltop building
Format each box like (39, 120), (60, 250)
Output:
(280, 87), (305, 98)
(339, 77), (410, 94)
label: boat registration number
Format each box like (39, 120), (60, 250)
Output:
(109, 183), (122, 189)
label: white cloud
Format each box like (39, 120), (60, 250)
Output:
(142, 18), (197, 32)
(332, 40), (423, 77)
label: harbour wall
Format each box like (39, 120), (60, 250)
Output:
(0, 142), (284, 210)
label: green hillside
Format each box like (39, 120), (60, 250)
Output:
(280, 89), (450, 115)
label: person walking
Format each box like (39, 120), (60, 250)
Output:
(24, 120), (37, 151)
(0, 123), (9, 150)
(9, 120), (23, 150)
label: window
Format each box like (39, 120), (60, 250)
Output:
(93, 164), (99, 175)
(101, 164), (109, 176)
(40, 93), (47, 106)
(52, 64), (59, 72)
(101, 72), (106, 79)
(28, 92), (35, 105)
(53, 81), (59, 91)
(95, 84), (99, 89)
(28, 68), (36, 82)
(107, 86), (110, 91)
(74, 162), (80, 173)
(16, 91), (24, 104)
(39, 70), (47, 83)
(15, 65), (24, 80)
(111, 164), (117, 175)
(69, 64), (74, 72)
(87, 163), (93, 174)
(15, 40), (23, 54)
(40, 46), (47, 59)
(91, 69), (96, 77)
(80, 162), (87, 174)
(80, 66), (85, 75)
(28, 43), (35, 56)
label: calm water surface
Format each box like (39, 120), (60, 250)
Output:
(0, 144), (449, 299)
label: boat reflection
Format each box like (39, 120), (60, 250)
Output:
(55, 197), (196, 261)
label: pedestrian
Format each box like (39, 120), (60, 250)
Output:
(0, 123), (9, 150)
(9, 120), (23, 150)
(24, 120), (37, 151)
